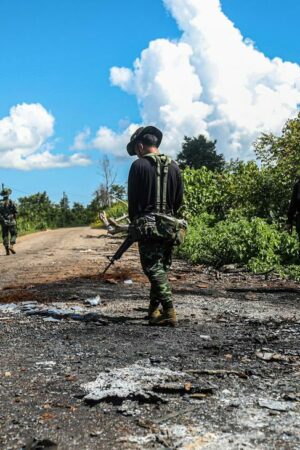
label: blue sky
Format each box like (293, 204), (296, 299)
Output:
(1, 0), (300, 204)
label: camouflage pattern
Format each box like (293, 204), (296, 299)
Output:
(138, 239), (173, 309)
(2, 224), (17, 247)
(0, 199), (18, 247)
(130, 213), (187, 245)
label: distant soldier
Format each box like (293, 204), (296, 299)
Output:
(0, 187), (18, 255)
(127, 126), (184, 327)
(286, 176), (300, 239)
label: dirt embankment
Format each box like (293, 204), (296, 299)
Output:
(0, 228), (299, 449)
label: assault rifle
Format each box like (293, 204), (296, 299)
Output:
(102, 234), (134, 275)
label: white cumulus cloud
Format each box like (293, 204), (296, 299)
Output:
(0, 103), (90, 170)
(73, 0), (300, 160)
(72, 123), (141, 158)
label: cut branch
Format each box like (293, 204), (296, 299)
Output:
(99, 211), (129, 235)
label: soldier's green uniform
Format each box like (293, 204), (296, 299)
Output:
(0, 188), (18, 255)
(127, 126), (184, 326)
(139, 239), (173, 311)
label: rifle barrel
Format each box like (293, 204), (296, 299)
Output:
(102, 262), (113, 275)
(101, 235), (134, 275)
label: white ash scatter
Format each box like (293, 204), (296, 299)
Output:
(123, 427), (266, 450)
(82, 359), (189, 404)
(0, 300), (108, 323)
(119, 426), (239, 450)
(0, 303), (19, 314)
(84, 295), (101, 306)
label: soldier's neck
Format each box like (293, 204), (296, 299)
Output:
(142, 147), (159, 156)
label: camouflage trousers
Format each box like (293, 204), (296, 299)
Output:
(1, 224), (17, 247)
(138, 239), (174, 309)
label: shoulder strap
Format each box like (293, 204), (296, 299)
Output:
(144, 154), (171, 213)
(160, 155), (171, 213)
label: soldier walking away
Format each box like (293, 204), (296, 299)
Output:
(286, 176), (300, 243)
(0, 186), (18, 256)
(127, 126), (184, 327)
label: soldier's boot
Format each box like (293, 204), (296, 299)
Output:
(5, 246), (10, 256)
(148, 303), (161, 324)
(9, 245), (16, 255)
(150, 307), (177, 327)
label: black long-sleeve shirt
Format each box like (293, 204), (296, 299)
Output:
(128, 155), (183, 222)
(287, 180), (300, 223)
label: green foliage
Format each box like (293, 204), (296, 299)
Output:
(183, 161), (291, 222)
(110, 184), (126, 201)
(106, 202), (128, 218)
(18, 192), (57, 232)
(2, 178), (127, 237)
(177, 135), (225, 171)
(254, 112), (300, 217)
(180, 115), (300, 280)
(91, 202), (128, 228)
(179, 214), (299, 273)
(281, 265), (300, 282)
(255, 112), (300, 178)
(16, 191), (96, 234)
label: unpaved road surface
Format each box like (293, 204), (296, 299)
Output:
(0, 227), (110, 287)
(0, 228), (299, 450)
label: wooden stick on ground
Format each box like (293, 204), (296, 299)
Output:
(186, 369), (248, 379)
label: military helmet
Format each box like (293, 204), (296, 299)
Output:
(127, 126), (163, 156)
(0, 187), (12, 198)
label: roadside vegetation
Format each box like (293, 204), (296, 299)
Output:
(14, 192), (98, 235)
(178, 113), (300, 280)
(5, 155), (127, 236)
(6, 113), (300, 279)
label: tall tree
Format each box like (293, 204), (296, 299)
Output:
(58, 192), (73, 227)
(253, 112), (300, 219)
(98, 155), (117, 207)
(177, 135), (225, 171)
(254, 112), (300, 182)
(110, 184), (126, 202)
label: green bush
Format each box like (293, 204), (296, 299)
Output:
(179, 214), (299, 273)
(105, 202), (128, 219)
(183, 162), (292, 222)
(91, 202), (128, 228)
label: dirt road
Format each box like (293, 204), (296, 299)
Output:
(0, 227), (109, 288)
(0, 228), (299, 449)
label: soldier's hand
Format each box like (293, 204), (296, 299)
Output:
(285, 223), (293, 234)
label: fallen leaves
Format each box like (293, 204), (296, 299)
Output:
(65, 374), (77, 382)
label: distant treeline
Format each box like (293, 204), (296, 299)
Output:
(16, 192), (102, 234)
(10, 112), (300, 281)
